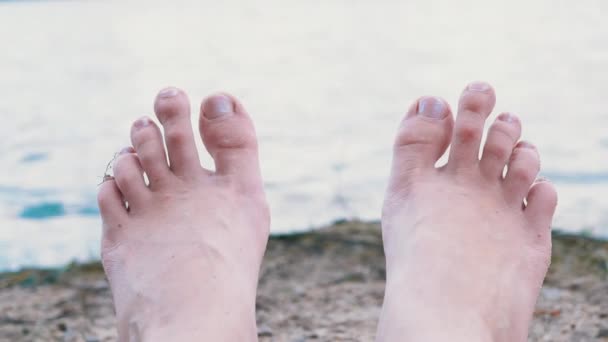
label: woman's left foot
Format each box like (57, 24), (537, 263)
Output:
(377, 82), (558, 341)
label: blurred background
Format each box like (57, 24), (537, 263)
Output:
(1, 0), (607, 271)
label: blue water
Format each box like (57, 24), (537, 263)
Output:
(1, 0), (608, 271)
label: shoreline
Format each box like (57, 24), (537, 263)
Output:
(1, 220), (607, 341)
(0, 220), (605, 277)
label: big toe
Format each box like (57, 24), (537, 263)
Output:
(199, 93), (263, 192)
(388, 96), (453, 192)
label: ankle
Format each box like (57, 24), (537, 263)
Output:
(376, 307), (494, 342)
(378, 281), (499, 342)
(117, 309), (258, 342)
(379, 280), (533, 342)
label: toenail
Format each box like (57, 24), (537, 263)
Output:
(204, 95), (234, 119)
(517, 141), (536, 149)
(102, 175), (115, 183)
(133, 117), (151, 129)
(536, 177), (551, 183)
(417, 97), (447, 119)
(120, 147), (135, 154)
(467, 81), (491, 92)
(498, 112), (517, 123)
(158, 87), (179, 98)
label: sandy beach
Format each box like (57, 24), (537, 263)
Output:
(0, 220), (606, 341)
(2, 0), (608, 271)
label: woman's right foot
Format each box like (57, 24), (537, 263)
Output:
(377, 82), (558, 342)
(97, 88), (270, 341)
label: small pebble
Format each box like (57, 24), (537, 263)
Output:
(257, 324), (273, 337)
(597, 329), (608, 338)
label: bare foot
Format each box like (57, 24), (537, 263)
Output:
(376, 82), (558, 342)
(97, 88), (269, 341)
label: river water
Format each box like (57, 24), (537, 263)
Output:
(1, 0), (607, 270)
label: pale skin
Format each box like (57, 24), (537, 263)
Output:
(97, 82), (557, 341)
(378, 82), (557, 341)
(98, 88), (269, 341)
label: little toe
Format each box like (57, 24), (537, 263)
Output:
(130, 116), (171, 187)
(525, 179), (558, 232)
(113, 148), (149, 208)
(154, 87), (202, 177)
(480, 112), (522, 179)
(504, 141), (540, 203)
(448, 81), (497, 169)
(199, 93), (263, 192)
(389, 96), (453, 189)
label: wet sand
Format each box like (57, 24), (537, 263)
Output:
(0, 220), (607, 341)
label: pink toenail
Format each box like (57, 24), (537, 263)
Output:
(417, 97), (447, 119)
(498, 112), (517, 123)
(133, 117), (151, 129)
(158, 87), (179, 98)
(467, 82), (491, 92)
(204, 95), (234, 119)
